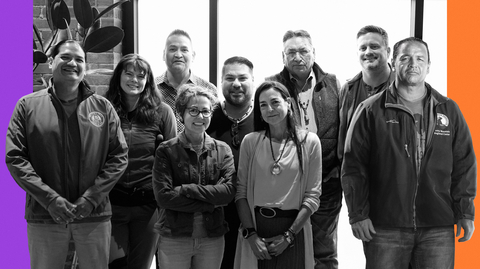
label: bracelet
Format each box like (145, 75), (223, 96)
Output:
(283, 230), (295, 247)
(246, 231), (257, 239)
(288, 228), (296, 241)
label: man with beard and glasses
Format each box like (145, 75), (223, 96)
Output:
(338, 25), (394, 169)
(156, 29), (217, 133)
(266, 30), (342, 269)
(207, 56), (255, 269)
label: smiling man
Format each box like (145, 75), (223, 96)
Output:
(266, 30), (342, 269)
(5, 40), (128, 269)
(342, 37), (476, 269)
(338, 25), (394, 165)
(207, 56), (255, 269)
(155, 29), (217, 133)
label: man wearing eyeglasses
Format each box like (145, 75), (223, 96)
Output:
(207, 56), (255, 269)
(156, 29), (217, 134)
(266, 30), (342, 269)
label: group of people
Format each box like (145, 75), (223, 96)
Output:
(6, 25), (476, 269)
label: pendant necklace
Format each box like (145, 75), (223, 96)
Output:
(298, 95), (310, 125)
(268, 131), (289, 175)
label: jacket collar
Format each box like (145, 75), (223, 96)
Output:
(47, 78), (94, 102)
(385, 81), (449, 107)
(280, 62), (327, 85)
(178, 131), (216, 151)
(347, 63), (394, 87)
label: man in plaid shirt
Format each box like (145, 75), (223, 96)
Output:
(155, 29), (217, 133)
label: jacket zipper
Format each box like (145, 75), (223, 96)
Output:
(389, 103), (419, 231)
(60, 100), (70, 202)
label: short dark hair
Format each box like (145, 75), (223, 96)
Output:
(167, 29), (192, 42)
(357, 25), (389, 47)
(50, 39), (86, 59)
(392, 37), (430, 64)
(175, 85), (218, 122)
(283, 30), (313, 45)
(222, 56), (254, 76)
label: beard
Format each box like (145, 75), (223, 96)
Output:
(224, 93), (250, 107)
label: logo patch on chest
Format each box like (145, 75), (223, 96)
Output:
(88, 112), (105, 127)
(434, 113), (450, 136)
(436, 113), (449, 128)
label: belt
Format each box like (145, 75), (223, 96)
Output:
(254, 206), (298, 219)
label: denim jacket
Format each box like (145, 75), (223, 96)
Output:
(153, 132), (236, 237)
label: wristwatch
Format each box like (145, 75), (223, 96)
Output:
(283, 230), (295, 247)
(242, 227), (256, 239)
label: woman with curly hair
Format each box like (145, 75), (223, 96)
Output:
(153, 85), (236, 269)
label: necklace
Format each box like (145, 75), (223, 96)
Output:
(298, 93), (310, 125)
(268, 132), (289, 175)
(222, 100), (253, 122)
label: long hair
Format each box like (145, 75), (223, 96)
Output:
(253, 81), (305, 172)
(105, 54), (162, 124)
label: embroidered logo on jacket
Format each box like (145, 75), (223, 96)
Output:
(436, 113), (449, 128)
(434, 113), (450, 136)
(88, 112), (105, 127)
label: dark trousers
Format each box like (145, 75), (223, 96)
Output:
(255, 208), (305, 269)
(311, 178), (343, 269)
(220, 201), (241, 269)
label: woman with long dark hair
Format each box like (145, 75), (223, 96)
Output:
(105, 54), (177, 269)
(234, 81), (322, 269)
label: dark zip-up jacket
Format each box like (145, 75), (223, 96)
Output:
(6, 82), (128, 223)
(115, 103), (176, 189)
(266, 63), (341, 181)
(109, 103), (177, 206)
(341, 82), (476, 228)
(153, 132), (236, 237)
(337, 68), (395, 162)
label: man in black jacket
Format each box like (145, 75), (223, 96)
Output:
(342, 37), (476, 269)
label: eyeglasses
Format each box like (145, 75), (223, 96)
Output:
(187, 107), (213, 118)
(230, 121), (240, 148)
(284, 49), (311, 58)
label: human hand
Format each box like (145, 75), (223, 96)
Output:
(247, 234), (272, 260)
(72, 197), (94, 220)
(47, 196), (77, 224)
(456, 219), (475, 242)
(263, 234), (289, 257)
(351, 218), (376, 242)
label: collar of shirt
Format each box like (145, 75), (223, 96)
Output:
(155, 70), (195, 88)
(289, 69), (316, 93)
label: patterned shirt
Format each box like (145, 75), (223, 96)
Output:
(155, 72), (217, 133)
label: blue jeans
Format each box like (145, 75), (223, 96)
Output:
(364, 226), (455, 269)
(157, 235), (224, 269)
(109, 203), (159, 269)
(311, 177), (343, 269)
(27, 221), (111, 269)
